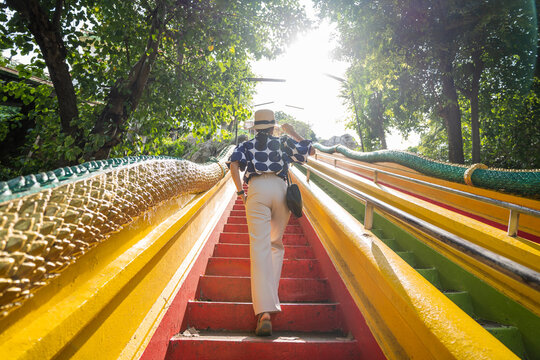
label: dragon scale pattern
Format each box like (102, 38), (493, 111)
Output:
(313, 144), (540, 197)
(0, 147), (233, 317)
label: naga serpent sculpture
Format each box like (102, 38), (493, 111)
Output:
(0, 146), (233, 318)
(313, 144), (540, 197)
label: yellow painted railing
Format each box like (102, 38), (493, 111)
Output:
(304, 161), (540, 318)
(0, 172), (235, 359)
(307, 159), (540, 272)
(314, 152), (540, 240)
(291, 166), (519, 359)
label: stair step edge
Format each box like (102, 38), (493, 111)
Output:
(171, 331), (355, 342)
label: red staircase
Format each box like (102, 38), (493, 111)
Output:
(165, 190), (361, 359)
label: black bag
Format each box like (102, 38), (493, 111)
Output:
(286, 171), (303, 218)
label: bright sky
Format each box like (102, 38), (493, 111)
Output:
(250, 19), (350, 139)
(250, 1), (419, 149)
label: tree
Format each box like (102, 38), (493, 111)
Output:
(479, 78), (540, 169)
(453, 1), (536, 163)
(315, 0), (537, 165)
(4, 0), (79, 140)
(315, 0), (441, 154)
(0, 0), (309, 175)
(0, 58), (62, 178)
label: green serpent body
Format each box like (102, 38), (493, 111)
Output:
(313, 144), (540, 197)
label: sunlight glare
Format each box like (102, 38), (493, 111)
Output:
(251, 20), (351, 139)
(251, 19), (419, 149)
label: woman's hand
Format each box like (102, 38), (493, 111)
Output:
(281, 123), (295, 136)
(281, 123), (304, 143)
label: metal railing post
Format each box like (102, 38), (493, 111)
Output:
(365, 202), (374, 230)
(508, 210), (520, 237)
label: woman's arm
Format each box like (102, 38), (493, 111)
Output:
(230, 161), (247, 203)
(281, 123), (316, 155)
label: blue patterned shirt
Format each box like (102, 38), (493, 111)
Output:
(227, 133), (313, 183)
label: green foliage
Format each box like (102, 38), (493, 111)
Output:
(408, 120), (449, 162)
(479, 78), (540, 169)
(159, 137), (193, 159)
(316, 0), (537, 167)
(0, 0), (309, 177)
(0, 105), (19, 139)
(0, 60), (74, 179)
(410, 78), (540, 169)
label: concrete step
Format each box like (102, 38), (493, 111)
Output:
(380, 238), (400, 251)
(205, 257), (322, 278)
(230, 210), (246, 217)
(166, 198), (362, 359)
(223, 224), (303, 234)
(219, 232), (309, 246)
(370, 228), (385, 238)
(197, 275), (331, 303)
(396, 251), (417, 267)
(212, 243), (315, 259)
(184, 301), (345, 333)
(444, 291), (475, 317)
(227, 216), (300, 225)
(479, 320), (527, 359)
(227, 216), (248, 224)
(416, 268), (442, 289)
(166, 331), (359, 360)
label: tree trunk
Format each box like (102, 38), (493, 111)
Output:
(439, 55), (465, 164)
(535, 1), (540, 79)
(374, 92), (387, 149)
(7, 0), (80, 139)
(350, 89), (365, 151)
(90, 1), (167, 159)
(470, 51), (483, 163)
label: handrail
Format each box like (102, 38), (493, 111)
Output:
(303, 164), (540, 291)
(314, 152), (540, 237)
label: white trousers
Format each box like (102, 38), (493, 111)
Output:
(246, 173), (290, 316)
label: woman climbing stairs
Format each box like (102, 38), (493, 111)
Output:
(165, 192), (361, 359)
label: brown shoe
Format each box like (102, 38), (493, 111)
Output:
(255, 313), (272, 336)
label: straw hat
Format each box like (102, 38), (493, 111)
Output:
(252, 109), (280, 130)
